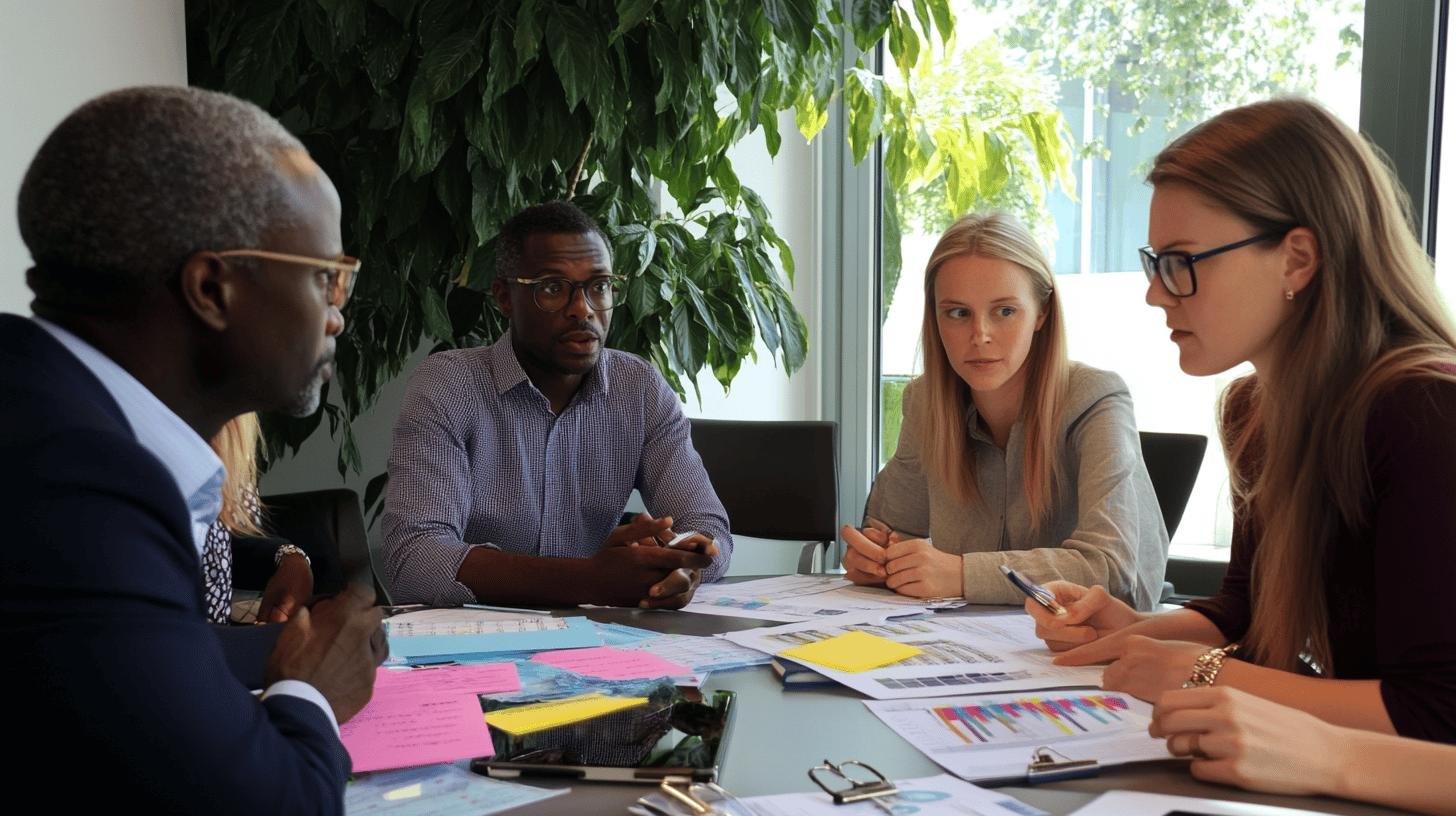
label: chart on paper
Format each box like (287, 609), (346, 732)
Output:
(929, 694), (1136, 749)
(866, 692), (1170, 782)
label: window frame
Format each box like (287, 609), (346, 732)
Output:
(822, 0), (1444, 571)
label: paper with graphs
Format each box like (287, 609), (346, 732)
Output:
(724, 611), (1101, 699)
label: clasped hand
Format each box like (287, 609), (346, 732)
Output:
(594, 513), (717, 609)
(840, 517), (962, 599)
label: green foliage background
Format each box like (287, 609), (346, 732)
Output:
(186, 0), (1080, 493)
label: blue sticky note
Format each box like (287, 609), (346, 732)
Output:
(389, 616), (602, 661)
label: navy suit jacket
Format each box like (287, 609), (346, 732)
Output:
(0, 315), (350, 813)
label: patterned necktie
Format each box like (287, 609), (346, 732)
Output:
(201, 519), (232, 623)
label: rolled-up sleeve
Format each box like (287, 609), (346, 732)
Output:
(960, 391), (1169, 611)
(636, 371), (733, 581)
(380, 355), (482, 606)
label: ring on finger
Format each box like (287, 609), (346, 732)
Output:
(1189, 732), (1208, 759)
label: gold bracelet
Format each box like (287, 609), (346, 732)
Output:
(1183, 643), (1240, 689)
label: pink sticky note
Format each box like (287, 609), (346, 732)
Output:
(340, 693), (494, 773)
(373, 663), (521, 698)
(531, 646), (691, 680)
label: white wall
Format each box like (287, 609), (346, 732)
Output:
(0, 0), (188, 315)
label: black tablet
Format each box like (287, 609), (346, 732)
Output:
(473, 685), (735, 784)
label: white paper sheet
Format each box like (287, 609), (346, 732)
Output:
(723, 611), (1102, 699)
(865, 692), (1171, 783)
(618, 632), (772, 673)
(383, 607), (562, 637)
(684, 575), (963, 622)
(345, 760), (567, 815)
(1069, 790), (1337, 816)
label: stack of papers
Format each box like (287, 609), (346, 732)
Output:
(723, 611), (1101, 699)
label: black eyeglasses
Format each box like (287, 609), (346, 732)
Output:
(1139, 231), (1287, 297)
(505, 275), (621, 313)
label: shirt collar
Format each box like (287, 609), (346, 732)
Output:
(34, 318), (225, 529)
(487, 331), (610, 403)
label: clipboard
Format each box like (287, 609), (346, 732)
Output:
(1024, 746), (1101, 783)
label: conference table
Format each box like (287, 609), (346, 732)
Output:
(476, 593), (1398, 816)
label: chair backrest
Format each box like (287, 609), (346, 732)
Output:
(1138, 431), (1208, 539)
(688, 419), (839, 544)
(259, 488), (388, 601)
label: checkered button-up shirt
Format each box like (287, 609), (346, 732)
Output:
(381, 334), (732, 605)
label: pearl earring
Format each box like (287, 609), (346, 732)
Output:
(1284, 289), (1294, 301)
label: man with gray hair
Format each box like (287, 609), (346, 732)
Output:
(0, 86), (385, 813)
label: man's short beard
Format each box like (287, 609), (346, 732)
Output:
(281, 357), (331, 417)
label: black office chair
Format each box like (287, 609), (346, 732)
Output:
(688, 419), (839, 574)
(1138, 431), (1208, 603)
(1138, 431), (1208, 539)
(258, 488), (389, 602)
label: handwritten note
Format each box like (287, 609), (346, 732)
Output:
(485, 693), (648, 736)
(531, 646), (692, 680)
(779, 631), (922, 673)
(341, 693), (494, 773)
(374, 663), (521, 698)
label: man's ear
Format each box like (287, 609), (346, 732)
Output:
(491, 277), (512, 320)
(177, 252), (235, 331)
(1281, 226), (1320, 297)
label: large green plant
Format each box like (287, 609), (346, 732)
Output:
(186, 0), (1066, 496)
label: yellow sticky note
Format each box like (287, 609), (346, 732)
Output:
(779, 631), (922, 673)
(485, 693), (648, 736)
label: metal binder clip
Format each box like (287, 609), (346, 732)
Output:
(1026, 746), (1100, 783)
(808, 759), (899, 812)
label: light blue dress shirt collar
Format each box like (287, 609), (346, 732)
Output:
(34, 317), (224, 556)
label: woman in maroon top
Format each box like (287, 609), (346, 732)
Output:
(1029, 97), (1456, 750)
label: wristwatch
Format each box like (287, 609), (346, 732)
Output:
(273, 543), (311, 569)
(1183, 643), (1240, 688)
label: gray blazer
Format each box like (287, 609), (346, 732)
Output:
(867, 363), (1169, 611)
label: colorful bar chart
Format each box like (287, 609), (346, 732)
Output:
(931, 694), (1132, 747)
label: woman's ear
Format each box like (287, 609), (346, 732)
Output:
(1281, 226), (1320, 297)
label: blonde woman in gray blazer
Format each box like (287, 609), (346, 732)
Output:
(843, 213), (1168, 611)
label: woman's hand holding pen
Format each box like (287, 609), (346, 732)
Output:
(1025, 581), (1144, 653)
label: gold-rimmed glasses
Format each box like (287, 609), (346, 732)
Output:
(216, 250), (361, 308)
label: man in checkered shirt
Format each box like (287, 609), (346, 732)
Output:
(381, 201), (732, 608)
